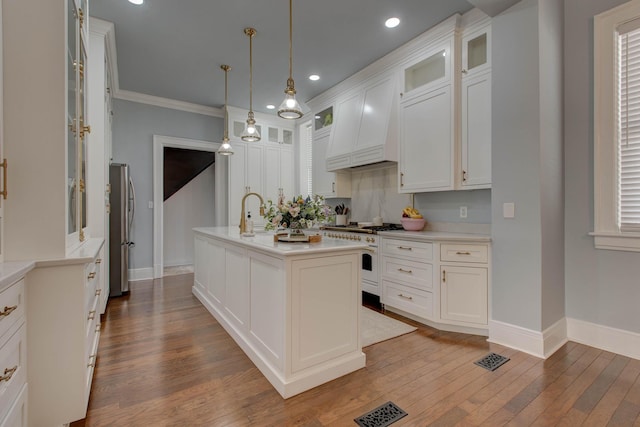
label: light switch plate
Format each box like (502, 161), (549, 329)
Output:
(460, 206), (468, 218)
(148, 201), (154, 209)
(503, 202), (515, 218)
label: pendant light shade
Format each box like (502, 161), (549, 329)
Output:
(241, 27), (261, 142)
(217, 64), (234, 156)
(277, 0), (303, 119)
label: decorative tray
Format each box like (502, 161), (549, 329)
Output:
(273, 233), (322, 243)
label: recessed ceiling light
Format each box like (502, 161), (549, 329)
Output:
(309, 74), (320, 81)
(129, 0), (144, 4)
(266, 104), (275, 110)
(385, 17), (400, 28)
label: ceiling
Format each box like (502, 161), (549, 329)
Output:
(89, 0), (478, 115)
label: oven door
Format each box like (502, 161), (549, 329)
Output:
(361, 246), (379, 295)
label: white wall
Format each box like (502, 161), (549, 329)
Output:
(111, 99), (222, 270)
(564, 0), (640, 333)
(163, 164), (215, 267)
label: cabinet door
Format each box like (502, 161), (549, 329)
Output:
(246, 145), (264, 226)
(441, 265), (487, 325)
(279, 146), (294, 198)
(312, 133), (335, 197)
(228, 142), (246, 227)
(264, 145), (281, 202)
(461, 71), (491, 189)
(462, 26), (491, 77)
(327, 91), (362, 165)
(399, 86), (453, 193)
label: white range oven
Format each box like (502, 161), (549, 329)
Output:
(321, 224), (403, 296)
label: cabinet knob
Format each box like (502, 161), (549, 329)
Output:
(462, 69), (468, 74)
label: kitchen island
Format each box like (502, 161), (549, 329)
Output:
(192, 227), (367, 398)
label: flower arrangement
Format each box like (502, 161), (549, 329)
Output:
(262, 194), (332, 231)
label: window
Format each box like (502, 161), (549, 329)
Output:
(593, 0), (640, 251)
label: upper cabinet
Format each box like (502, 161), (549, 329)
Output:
(326, 71), (398, 171)
(399, 32), (457, 193)
(460, 20), (491, 189)
(312, 132), (351, 199)
(314, 106), (333, 136)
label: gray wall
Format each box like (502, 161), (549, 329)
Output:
(414, 189), (491, 225)
(564, 0), (640, 333)
(111, 99), (223, 271)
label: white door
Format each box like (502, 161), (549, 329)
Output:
(441, 265), (488, 325)
(312, 133), (335, 198)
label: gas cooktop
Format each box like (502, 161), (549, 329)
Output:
(320, 223), (404, 234)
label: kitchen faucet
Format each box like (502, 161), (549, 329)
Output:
(240, 192), (265, 234)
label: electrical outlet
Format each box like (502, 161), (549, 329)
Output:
(148, 201), (154, 209)
(460, 206), (467, 218)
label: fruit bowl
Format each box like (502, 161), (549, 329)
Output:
(401, 217), (426, 231)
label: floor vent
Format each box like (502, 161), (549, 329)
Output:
(354, 401), (407, 427)
(475, 352), (510, 371)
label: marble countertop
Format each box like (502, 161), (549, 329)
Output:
(35, 238), (105, 267)
(194, 227), (367, 256)
(377, 229), (491, 242)
(0, 261), (36, 292)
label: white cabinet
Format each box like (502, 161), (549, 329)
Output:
(264, 144), (294, 201)
(327, 72), (397, 170)
(0, 270), (29, 427)
(381, 238), (435, 320)
(440, 242), (489, 327)
(460, 21), (491, 189)
(229, 142), (264, 228)
(27, 238), (105, 426)
(399, 86), (454, 192)
(312, 132), (351, 198)
(380, 235), (490, 334)
(398, 36), (457, 194)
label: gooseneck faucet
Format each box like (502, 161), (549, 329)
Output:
(240, 192), (265, 234)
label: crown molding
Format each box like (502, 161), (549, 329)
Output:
(115, 89), (224, 117)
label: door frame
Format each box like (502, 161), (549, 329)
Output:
(152, 135), (227, 278)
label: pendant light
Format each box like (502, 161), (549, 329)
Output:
(241, 27), (261, 142)
(217, 64), (234, 156)
(277, 0), (303, 119)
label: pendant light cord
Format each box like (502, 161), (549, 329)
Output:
(249, 30), (254, 113)
(289, 0), (293, 80)
(223, 65), (229, 138)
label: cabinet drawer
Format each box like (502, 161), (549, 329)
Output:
(382, 279), (433, 320)
(0, 280), (24, 342)
(382, 238), (433, 261)
(381, 257), (433, 291)
(0, 383), (27, 427)
(0, 324), (26, 420)
(440, 243), (488, 263)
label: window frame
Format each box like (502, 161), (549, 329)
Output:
(592, 0), (640, 252)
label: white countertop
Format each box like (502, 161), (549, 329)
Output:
(377, 229), (491, 242)
(194, 227), (367, 256)
(0, 261), (36, 292)
(34, 238), (105, 268)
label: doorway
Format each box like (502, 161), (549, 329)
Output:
(152, 135), (227, 278)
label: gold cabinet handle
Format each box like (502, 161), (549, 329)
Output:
(95, 258), (102, 264)
(456, 251), (471, 255)
(88, 354), (96, 368)
(95, 323), (101, 333)
(0, 159), (7, 199)
(0, 366), (18, 382)
(397, 268), (413, 274)
(400, 172), (404, 187)
(442, 270), (446, 282)
(88, 272), (96, 280)
(95, 289), (102, 296)
(398, 294), (413, 301)
(398, 246), (413, 251)
(462, 170), (468, 182)
(88, 310), (96, 320)
(0, 305), (17, 317)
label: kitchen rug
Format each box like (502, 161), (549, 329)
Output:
(474, 352), (510, 371)
(354, 401), (407, 427)
(361, 307), (417, 347)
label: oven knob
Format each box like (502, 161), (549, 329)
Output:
(357, 236), (362, 241)
(351, 235), (356, 240)
(367, 237), (373, 243)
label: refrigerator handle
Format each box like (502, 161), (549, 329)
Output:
(128, 176), (136, 230)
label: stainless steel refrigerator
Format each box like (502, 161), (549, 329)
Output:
(109, 163), (135, 297)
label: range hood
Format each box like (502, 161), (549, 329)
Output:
(325, 71), (398, 171)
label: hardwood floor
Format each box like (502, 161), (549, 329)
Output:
(72, 274), (640, 426)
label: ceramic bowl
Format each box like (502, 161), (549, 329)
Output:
(400, 217), (426, 231)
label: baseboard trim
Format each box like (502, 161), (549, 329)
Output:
(129, 267), (154, 282)
(488, 318), (568, 359)
(567, 317), (640, 361)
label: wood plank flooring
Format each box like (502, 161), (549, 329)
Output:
(71, 274), (640, 426)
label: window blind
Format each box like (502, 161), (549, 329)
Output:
(618, 20), (640, 230)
